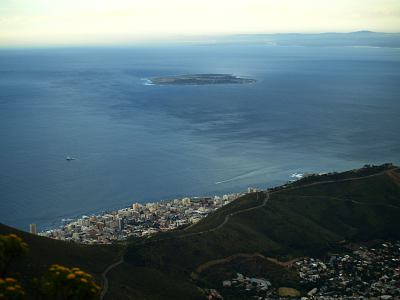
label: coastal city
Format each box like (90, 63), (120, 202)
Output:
(39, 191), (249, 244)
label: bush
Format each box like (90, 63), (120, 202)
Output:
(0, 234), (28, 277)
(35, 264), (101, 300)
(0, 277), (25, 300)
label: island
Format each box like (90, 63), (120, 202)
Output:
(148, 74), (256, 85)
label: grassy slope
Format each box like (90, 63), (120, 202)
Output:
(0, 223), (122, 298)
(2, 166), (399, 299)
(117, 168), (400, 299)
(106, 264), (205, 300)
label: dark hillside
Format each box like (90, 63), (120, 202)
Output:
(0, 223), (121, 298)
(2, 164), (399, 299)
(120, 165), (400, 299)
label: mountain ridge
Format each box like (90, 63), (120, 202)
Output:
(1, 164), (400, 299)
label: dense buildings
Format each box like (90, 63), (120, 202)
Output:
(294, 241), (400, 299)
(41, 193), (242, 244)
(219, 241), (400, 299)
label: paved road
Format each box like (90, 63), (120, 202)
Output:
(100, 168), (398, 299)
(99, 192), (268, 299)
(210, 192), (269, 232)
(100, 254), (125, 299)
(180, 192), (269, 237)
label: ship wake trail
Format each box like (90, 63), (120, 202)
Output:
(215, 168), (266, 185)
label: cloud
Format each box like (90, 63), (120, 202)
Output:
(0, 0), (399, 46)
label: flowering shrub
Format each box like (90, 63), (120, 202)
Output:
(0, 233), (100, 299)
(36, 264), (101, 300)
(0, 234), (28, 277)
(0, 277), (25, 300)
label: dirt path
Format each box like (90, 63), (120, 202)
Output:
(283, 194), (400, 209)
(101, 167), (398, 298)
(193, 168), (399, 276)
(386, 169), (400, 186)
(195, 252), (305, 274)
(275, 168), (398, 194)
(135, 191), (270, 245)
(100, 193), (268, 298)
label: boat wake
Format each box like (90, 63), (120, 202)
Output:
(215, 168), (265, 185)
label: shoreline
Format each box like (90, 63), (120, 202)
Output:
(145, 74), (256, 86)
(37, 171), (306, 234)
(39, 190), (253, 244)
(35, 163), (395, 243)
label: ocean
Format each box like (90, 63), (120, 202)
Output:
(0, 44), (399, 230)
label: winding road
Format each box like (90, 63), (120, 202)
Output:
(100, 167), (399, 299)
(100, 254), (125, 299)
(100, 192), (269, 299)
(179, 192), (269, 237)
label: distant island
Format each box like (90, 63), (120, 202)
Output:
(148, 74), (256, 85)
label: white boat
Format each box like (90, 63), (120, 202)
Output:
(66, 156), (76, 161)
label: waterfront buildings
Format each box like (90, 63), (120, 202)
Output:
(40, 192), (242, 244)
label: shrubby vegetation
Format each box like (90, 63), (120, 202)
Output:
(1, 164), (399, 299)
(0, 234), (100, 300)
(122, 165), (400, 299)
(0, 277), (25, 300)
(34, 264), (100, 300)
(0, 234), (28, 277)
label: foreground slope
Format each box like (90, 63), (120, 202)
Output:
(0, 223), (122, 298)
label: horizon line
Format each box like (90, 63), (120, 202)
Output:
(1, 30), (399, 49)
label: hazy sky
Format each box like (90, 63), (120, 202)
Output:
(1, 0), (399, 46)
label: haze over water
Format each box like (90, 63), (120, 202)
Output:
(1, 44), (399, 230)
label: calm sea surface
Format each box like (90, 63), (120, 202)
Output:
(1, 45), (399, 230)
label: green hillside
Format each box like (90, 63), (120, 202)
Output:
(117, 165), (400, 299)
(2, 164), (399, 299)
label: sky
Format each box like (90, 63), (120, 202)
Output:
(0, 0), (399, 46)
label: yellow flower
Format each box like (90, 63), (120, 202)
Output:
(80, 278), (88, 283)
(5, 278), (16, 283)
(6, 286), (15, 291)
(75, 271), (84, 276)
(71, 267), (80, 272)
(67, 274), (76, 280)
(0, 278), (4, 284)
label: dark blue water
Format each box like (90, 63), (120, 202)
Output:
(1, 45), (399, 231)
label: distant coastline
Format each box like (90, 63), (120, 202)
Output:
(147, 74), (256, 85)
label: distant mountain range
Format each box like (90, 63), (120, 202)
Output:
(1, 164), (400, 299)
(192, 31), (400, 48)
